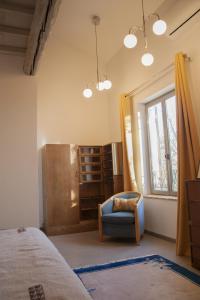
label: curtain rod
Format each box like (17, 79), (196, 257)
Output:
(125, 54), (191, 98)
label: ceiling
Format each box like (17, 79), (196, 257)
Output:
(1, 0), (199, 72)
(0, 0), (35, 55)
(0, 0), (61, 75)
(53, 0), (166, 64)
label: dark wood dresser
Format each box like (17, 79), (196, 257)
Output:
(186, 180), (200, 269)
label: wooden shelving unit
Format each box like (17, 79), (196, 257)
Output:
(103, 143), (124, 199)
(79, 146), (104, 221)
(78, 143), (124, 222)
(102, 144), (114, 199)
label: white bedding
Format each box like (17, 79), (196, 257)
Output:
(0, 227), (91, 300)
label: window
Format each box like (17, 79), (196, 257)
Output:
(125, 114), (136, 185)
(146, 90), (177, 195)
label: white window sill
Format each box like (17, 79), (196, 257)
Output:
(144, 194), (177, 201)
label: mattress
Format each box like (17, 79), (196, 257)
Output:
(0, 227), (91, 300)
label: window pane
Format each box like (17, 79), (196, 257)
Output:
(125, 115), (136, 185)
(148, 102), (168, 192)
(137, 112), (144, 190)
(165, 96), (177, 192)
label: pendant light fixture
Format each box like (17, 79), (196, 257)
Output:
(123, 0), (167, 67)
(152, 17), (167, 35)
(83, 15), (112, 99)
(124, 28), (138, 48)
(104, 78), (112, 90)
(140, 0), (154, 67)
(83, 87), (93, 98)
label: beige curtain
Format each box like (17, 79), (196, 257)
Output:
(119, 94), (139, 191)
(175, 52), (200, 256)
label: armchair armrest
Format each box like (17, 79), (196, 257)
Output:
(101, 198), (113, 215)
(134, 196), (144, 243)
(98, 198), (113, 242)
(137, 198), (144, 235)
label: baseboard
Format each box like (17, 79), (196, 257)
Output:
(145, 230), (176, 243)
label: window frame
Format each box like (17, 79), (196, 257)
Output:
(145, 90), (177, 196)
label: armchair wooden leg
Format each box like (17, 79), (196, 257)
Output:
(98, 204), (104, 242)
(99, 231), (104, 242)
(135, 209), (140, 245)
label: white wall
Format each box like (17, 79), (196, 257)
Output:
(0, 55), (39, 229)
(37, 35), (111, 226)
(37, 41), (110, 147)
(143, 196), (177, 238)
(107, 9), (200, 239)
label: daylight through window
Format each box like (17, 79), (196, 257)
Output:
(146, 91), (177, 195)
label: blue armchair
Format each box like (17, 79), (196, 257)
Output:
(98, 192), (144, 243)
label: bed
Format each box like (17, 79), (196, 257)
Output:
(0, 227), (91, 300)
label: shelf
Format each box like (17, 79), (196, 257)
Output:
(80, 209), (98, 221)
(104, 178), (114, 182)
(79, 153), (102, 157)
(80, 171), (101, 175)
(80, 158), (101, 164)
(103, 158), (112, 162)
(80, 180), (102, 183)
(80, 195), (104, 199)
(80, 207), (98, 211)
(80, 162), (101, 166)
(102, 151), (112, 154)
(79, 146), (102, 155)
(80, 218), (98, 223)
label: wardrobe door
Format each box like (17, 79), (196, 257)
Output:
(43, 144), (79, 235)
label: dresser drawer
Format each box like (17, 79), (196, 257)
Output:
(191, 246), (200, 269)
(186, 180), (200, 270)
(186, 181), (200, 202)
(190, 226), (200, 246)
(188, 202), (200, 226)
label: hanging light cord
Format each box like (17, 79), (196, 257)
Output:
(141, 0), (148, 49)
(94, 23), (100, 84)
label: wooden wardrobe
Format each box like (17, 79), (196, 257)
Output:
(43, 144), (80, 235)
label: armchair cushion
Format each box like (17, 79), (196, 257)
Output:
(102, 212), (135, 224)
(113, 197), (139, 212)
(117, 192), (139, 199)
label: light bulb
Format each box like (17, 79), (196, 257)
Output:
(96, 81), (105, 91)
(141, 53), (154, 66)
(153, 19), (167, 35)
(103, 80), (112, 90)
(83, 88), (93, 98)
(123, 34), (137, 48)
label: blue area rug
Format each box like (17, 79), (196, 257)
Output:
(74, 254), (200, 286)
(74, 255), (200, 300)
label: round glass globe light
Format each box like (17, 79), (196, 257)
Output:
(141, 53), (154, 66)
(83, 88), (93, 98)
(103, 80), (112, 90)
(123, 34), (137, 48)
(153, 19), (167, 35)
(96, 81), (105, 91)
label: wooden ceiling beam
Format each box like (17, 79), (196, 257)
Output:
(0, 2), (34, 15)
(0, 44), (26, 55)
(0, 24), (29, 36)
(24, 0), (61, 75)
